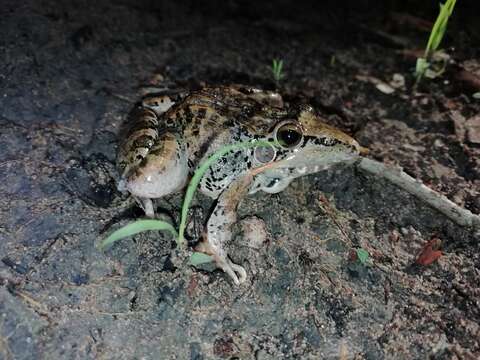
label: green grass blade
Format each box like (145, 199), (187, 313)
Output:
(356, 248), (370, 265)
(190, 252), (213, 266)
(425, 4), (444, 54)
(272, 59), (284, 82)
(425, 0), (457, 58)
(444, 0), (456, 15)
(177, 140), (277, 245)
(98, 219), (178, 250)
(415, 58), (429, 77)
(416, 0), (456, 83)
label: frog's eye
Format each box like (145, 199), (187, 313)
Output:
(275, 122), (303, 148)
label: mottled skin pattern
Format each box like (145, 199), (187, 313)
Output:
(117, 85), (364, 284)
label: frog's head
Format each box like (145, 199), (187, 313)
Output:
(250, 106), (365, 194)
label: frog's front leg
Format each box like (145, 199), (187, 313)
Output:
(196, 172), (255, 285)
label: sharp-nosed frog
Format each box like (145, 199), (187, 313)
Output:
(117, 85), (364, 285)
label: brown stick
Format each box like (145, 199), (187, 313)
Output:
(357, 158), (480, 230)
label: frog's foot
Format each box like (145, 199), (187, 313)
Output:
(135, 197), (155, 217)
(216, 256), (247, 285)
(196, 240), (247, 285)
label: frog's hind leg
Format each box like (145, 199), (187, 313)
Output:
(124, 132), (189, 209)
(195, 172), (254, 285)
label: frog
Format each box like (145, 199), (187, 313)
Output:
(116, 85), (364, 285)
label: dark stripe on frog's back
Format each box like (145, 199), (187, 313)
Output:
(119, 106), (157, 135)
(175, 89), (284, 167)
(125, 117), (158, 136)
(181, 87), (261, 122)
(166, 102), (242, 170)
(178, 87), (286, 135)
(181, 104), (231, 165)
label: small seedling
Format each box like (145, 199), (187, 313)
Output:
(98, 219), (178, 250)
(356, 248), (370, 265)
(415, 0), (457, 83)
(271, 59), (284, 83)
(190, 252), (215, 266)
(330, 55), (336, 67)
(99, 140), (278, 266)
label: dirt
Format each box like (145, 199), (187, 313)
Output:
(1, 0), (479, 359)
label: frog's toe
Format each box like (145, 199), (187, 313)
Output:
(216, 257), (247, 285)
(230, 261), (247, 284)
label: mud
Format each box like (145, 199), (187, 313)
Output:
(1, 0), (479, 359)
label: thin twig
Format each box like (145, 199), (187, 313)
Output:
(356, 158), (480, 231)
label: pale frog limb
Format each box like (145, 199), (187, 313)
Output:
(195, 171), (257, 285)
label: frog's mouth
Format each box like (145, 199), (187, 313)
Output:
(249, 148), (360, 194)
(273, 145), (360, 170)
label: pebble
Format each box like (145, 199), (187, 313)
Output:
(465, 115), (480, 144)
(241, 216), (268, 249)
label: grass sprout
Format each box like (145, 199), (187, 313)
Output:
(190, 252), (215, 266)
(271, 59), (284, 82)
(98, 219), (178, 250)
(356, 248), (370, 265)
(415, 0), (457, 83)
(99, 140), (278, 264)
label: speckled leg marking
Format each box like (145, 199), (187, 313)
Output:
(196, 172), (255, 285)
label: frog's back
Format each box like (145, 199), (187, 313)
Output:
(116, 85), (282, 197)
(160, 86), (282, 164)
